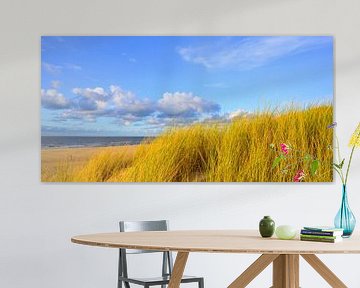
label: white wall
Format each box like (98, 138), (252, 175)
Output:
(1, 0), (360, 287)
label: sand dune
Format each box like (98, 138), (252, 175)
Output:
(41, 145), (138, 178)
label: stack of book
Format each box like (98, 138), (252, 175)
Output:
(300, 226), (344, 243)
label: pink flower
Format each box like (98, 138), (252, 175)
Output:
(280, 143), (289, 155)
(293, 170), (306, 182)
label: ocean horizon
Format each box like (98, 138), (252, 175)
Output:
(41, 136), (153, 149)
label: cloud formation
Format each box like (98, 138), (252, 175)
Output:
(42, 85), (221, 129)
(111, 85), (154, 117)
(158, 92), (220, 117)
(72, 87), (108, 111)
(228, 109), (252, 119)
(178, 36), (332, 70)
(41, 89), (71, 109)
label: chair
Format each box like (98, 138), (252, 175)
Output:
(118, 220), (204, 288)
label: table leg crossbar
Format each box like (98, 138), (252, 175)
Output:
(167, 252), (348, 288)
(226, 254), (347, 288)
(228, 254), (279, 288)
(301, 254), (347, 288)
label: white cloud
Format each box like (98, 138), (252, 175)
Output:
(228, 109), (252, 119)
(54, 86), (154, 124)
(41, 89), (71, 109)
(43, 62), (62, 74)
(73, 87), (107, 99)
(178, 36), (332, 70)
(157, 92), (220, 117)
(111, 85), (154, 117)
(201, 108), (253, 124)
(95, 100), (107, 110)
(72, 87), (108, 111)
(45, 85), (222, 129)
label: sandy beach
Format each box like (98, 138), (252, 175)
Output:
(41, 145), (139, 177)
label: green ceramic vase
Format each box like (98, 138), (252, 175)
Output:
(259, 216), (275, 238)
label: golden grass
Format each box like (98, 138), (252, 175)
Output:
(42, 104), (333, 182)
(41, 146), (137, 182)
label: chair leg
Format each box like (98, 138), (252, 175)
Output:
(198, 278), (204, 288)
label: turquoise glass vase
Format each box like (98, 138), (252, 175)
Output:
(334, 185), (356, 237)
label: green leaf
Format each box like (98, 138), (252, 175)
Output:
(333, 159), (345, 169)
(310, 160), (319, 176)
(272, 156), (282, 169)
(339, 158), (345, 169)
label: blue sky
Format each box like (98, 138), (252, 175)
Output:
(41, 36), (333, 136)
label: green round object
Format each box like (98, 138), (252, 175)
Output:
(259, 216), (275, 238)
(275, 225), (297, 240)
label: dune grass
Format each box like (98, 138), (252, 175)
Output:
(43, 104), (333, 182)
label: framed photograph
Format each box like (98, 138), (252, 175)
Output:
(41, 36), (333, 182)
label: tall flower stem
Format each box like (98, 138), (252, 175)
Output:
(345, 145), (356, 185)
(335, 136), (345, 184)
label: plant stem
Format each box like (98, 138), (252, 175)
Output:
(333, 166), (344, 180)
(335, 136), (345, 184)
(336, 136), (342, 165)
(345, 145), (356, 185)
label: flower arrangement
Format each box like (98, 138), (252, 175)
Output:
(271, 122), (360, 182)
(332, 122), (360, 186)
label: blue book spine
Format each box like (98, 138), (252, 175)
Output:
(300, 229), (335, 236)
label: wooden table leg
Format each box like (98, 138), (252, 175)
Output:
(168, 252), (189, 288)
(301, 254), (347, 288)
(228, 254), (279, 288)
(272, 254), (299, 288)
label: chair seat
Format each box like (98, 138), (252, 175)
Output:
(119, 275), (203, 286)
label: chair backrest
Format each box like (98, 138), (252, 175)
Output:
(119, 220), (169, 254)
(118, 220), (174, 284)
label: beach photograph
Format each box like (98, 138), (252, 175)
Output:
(41, 36), (334, 182)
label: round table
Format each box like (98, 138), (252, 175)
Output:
(72, 230), (360, 288)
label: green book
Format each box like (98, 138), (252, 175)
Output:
(300, 236), (342, 243)
(300, 234), (339, 240)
